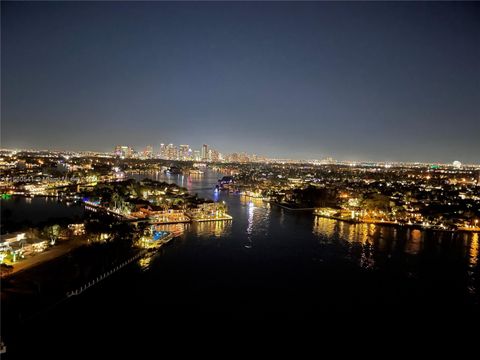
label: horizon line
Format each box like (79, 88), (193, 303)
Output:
(1, 147), (479, 167)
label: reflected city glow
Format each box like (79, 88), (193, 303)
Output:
(247, 201), (254, 236)
(138, 254), (153, 270)
(312, 216), (336, 240)
(470, 232), (479, 268)
(242, 198), (270, 240)
(405, 229), (422, 255)
(153, 223), (187, 238)
(239, 195), (264, 208)
(194, 220), (231, 238)
(127, 169), (479, 305)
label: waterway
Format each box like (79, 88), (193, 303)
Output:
(1, 196), (84, 233)
(2, 169), (479, 356)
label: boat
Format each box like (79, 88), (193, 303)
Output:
(165, 166), (182, 175)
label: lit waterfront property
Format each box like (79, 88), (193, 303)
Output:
(240, 190), (263, 199)
(68, 223), (85, 236)
(141, 209), (190, 224)
(0, 231), (53, 267)
(314, 206), (480, 232)
(138, 228), (173, 249)
(80, 178), (233, 224)
(314, 207), (339, 218)
(113, 203), (232, 224)
(186, 202), (232, 222)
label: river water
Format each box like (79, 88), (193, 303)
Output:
(3, 169), (480, 355)
(1, 196), (84, 233)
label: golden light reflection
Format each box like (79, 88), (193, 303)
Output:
(356, 223), (375, 269)
(376, 226), (389, 252)
(194, 220), (230, 237)
(138, 255), (153, 270)
(153, 223), (187, 238)
(312, 217), (376, 268)
(405, 229), (422, 255)
(359, 246), (375, 270)
(470, 232), (478, 268)
(239, 195), (263, 207)
(337, 220), (346, 240)
(359, 224), (369, 245)
(312, 216), (336, 239)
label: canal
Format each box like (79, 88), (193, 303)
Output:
(2, 169), (479, 357)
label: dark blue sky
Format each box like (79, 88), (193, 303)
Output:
(2, 1), (479, 162)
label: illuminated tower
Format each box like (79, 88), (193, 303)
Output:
(179, 145), (190, 160)
(202, 144), (208, 161)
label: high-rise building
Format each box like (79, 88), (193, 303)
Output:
(193, 150), (201, 161)
(202, 144), (209, 161)
(320, 157), (335, 165)
(226, 153), (238, 163)
(179, 145), (190, 160)
(143, 145), (153, 159)
(159, 143), (167, 159)
(209, 149), (220, 162)
(114, 145), (132, 159)
(166, 144), (178, 160)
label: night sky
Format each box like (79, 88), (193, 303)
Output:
(2, 2), (479, 163)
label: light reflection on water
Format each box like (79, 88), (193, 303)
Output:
(193, 220), (232, 238)
(405, 229), (422, 255)
(153, 219), (231, 238)
(312, 216), (479, 277)
(138, 254), (153, 270)
(153, 223), (188, 236)
(471, 233), (479, 268)
(240, 196), (270, 249)
(130, 170), (480, 303)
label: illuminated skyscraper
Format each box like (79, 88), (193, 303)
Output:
(179, 145), (190, 160)
(209, 149), (219, 162)
(114, 145), (132, 159)
(193, 150), (201, 161)
(159, 143), (167, 159)
(143, 145), (153, 159)
(166, 144), (177, 160)
(202, 144), (208, 161)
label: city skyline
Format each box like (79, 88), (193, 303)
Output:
(2, 144), (479, 167)
(2, 2), (479, 162)
(1, 1), (480, 350)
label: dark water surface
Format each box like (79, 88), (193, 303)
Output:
(1, 196), (84, 233)
(2, 170), (479, 356)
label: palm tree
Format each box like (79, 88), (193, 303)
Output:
(111, 192), (122, 211)
(44, 224), (60, 245)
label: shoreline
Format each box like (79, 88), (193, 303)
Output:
(314, 213), (480, 233)
(1, 238), (87, 279)
(85, 201), (234, 224)
(66, 231), (174, 297)
(2, 231), (175, 282)
(268, 201), (316, 211)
